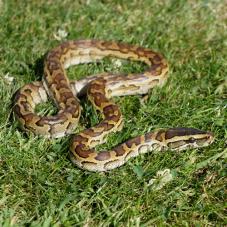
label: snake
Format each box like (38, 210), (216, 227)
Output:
(13, 40), (214, 172)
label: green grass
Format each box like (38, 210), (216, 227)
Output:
(0, 0), (226, 226)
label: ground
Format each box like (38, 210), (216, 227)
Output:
(0, 0), (226, 226)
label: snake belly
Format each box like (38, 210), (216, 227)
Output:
(13, 40), (214, 172)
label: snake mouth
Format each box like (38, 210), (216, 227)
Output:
(207, 131), (215, 144)
(196, 131), (215, 147)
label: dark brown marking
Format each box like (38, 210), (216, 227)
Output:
(35, 118), (46, 127)
(20, 101), (32, 112)
(35, 113), (67, 127)
(89, 82), (105, 91)
(83, 128), (103, 137)
(156, 130), (166, 142)
(53, 72), (66, 82)
(13, 91), (27, 103)
(103, 105), (119, 116)
(60, 41), (70, 52)
(75, 144), (94, 158)
(73, 135), (89, 143)
(149, 63), (162, 75)
(136, 47), (146, 54)
(23, 88), (33, 95)
(165, 128), (206, 140)
(113, 145), (126, 156)
(145, 132), (153, 142)
(101, 41), (129, 53)
(134, 48), (153, 58)
(107, 114), (121, 122)
(13, 91), (23, 103)
(117, 42), (130, 49)
(74, 40), (92, 47)
(67, 99), (80, 106)
(66, 107), (80, 118)
(95, 151), (111, 161)
(98, 122), (114, 131)
(13, 105), (23, 118)
(125, 137), (141, 148)
(50, 63), (61, 72)
(47, 60), (61, 74)
(47, 50), (61, 60)
(93, 93), (106, 107)
(153, 54), (162, 62)
(54, 82), (70, 90)
(59, 91), (74, 102)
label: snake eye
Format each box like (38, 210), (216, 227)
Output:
(188, 137), (196, 143)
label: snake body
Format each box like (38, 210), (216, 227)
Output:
(13, 40), (214, 172)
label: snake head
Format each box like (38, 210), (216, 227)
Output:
(164, 127), (214, 150)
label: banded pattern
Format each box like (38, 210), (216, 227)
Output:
(13, 40), (214, 171)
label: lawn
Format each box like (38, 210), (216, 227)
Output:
(0, 0), (226, 226)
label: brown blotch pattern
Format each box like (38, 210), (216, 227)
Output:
(83, 128), (103, 137)
(113, 145), (126, 156)
(24, 113), (37, 123)
(155, 130), (165, 142)
(98, 121), (115, 131)
(125, 137), (141, 148)
(20, 101), (32, 112)
(144, 132), (154, 142)
(14, 39), (170, 171)
(13, 105), (23, 118)
(73, 135), (89, 144)
(95, 151), (111, 161)
(75, 145), (94, 158)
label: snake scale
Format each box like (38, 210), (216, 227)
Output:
(13, 40), (214, 172)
